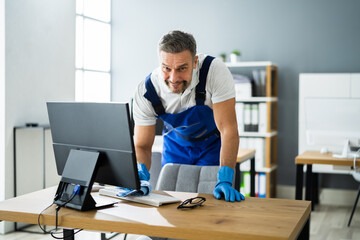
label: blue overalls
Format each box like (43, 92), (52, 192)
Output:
(144, 56), (221, 166)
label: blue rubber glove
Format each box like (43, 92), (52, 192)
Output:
(137, 163), (150, 181)
(213, 166), (245, 202)
(136, 163), (151, 195)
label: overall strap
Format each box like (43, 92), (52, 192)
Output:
(195, 56), (215, 105)
(143, 73), (166, 116)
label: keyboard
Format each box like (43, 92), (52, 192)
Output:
(99, 187), (181, 207)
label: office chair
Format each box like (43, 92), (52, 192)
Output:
(347, 148), (360, 227)
(135, 164), (219, 240)
(155, 163), (221, 194)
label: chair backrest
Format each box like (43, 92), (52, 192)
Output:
(155, 164), (219, 194)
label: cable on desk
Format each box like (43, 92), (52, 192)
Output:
(37, 184), (83, 239)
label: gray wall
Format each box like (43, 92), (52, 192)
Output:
(112, 0), (360, 189)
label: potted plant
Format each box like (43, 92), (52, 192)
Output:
(230, 49), (241, 63)
(219, 53), (227, 62)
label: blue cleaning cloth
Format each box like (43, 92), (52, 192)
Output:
(116, 180), (152, 197)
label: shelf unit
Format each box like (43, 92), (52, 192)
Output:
(13, 125), (59, 230)
(226, 61), (278, 198)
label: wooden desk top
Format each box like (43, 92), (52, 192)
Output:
(237, 148), (256, 163)
(0, 187), (310, 240)
(296, 151), (360, 166)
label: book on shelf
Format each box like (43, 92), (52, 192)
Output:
(251, 69), (267, 97)
(260, 70), (266, 96)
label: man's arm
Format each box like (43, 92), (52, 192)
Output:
(213, 97), (239, 169)
(134, 124), (156, 170)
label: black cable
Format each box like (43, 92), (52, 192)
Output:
(38, 184), (84, 239)
(37, 202), (55, 233)
(50, 228), (83, 240)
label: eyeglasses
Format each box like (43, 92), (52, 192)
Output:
(177, 197), (206, 209)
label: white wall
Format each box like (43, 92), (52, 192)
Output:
(0, 0), (5, 205)
(2, 0), (75, 233)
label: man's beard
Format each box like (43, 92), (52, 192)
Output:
(165, 79), (188, 93)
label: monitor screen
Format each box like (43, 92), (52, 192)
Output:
(47, 102), (140, 210)
(305, 98), (360, 152)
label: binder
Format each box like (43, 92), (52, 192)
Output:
(259, 173), (266, 198)
(252, 70), (260, 96)
(251, 103), (259, 132)
(244, 104), (252, 132)
(255, 173), (259, 197)
(254, 138), (265, 170)
(258, 102), (268, 133)
(260, 70), (266, 97)
(243, 172), (251, 197)
(235, 103), (244, 133)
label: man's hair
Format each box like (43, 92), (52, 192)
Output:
(158, 30), (197, 59)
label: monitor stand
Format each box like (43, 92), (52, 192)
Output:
(333, 139), (351, 158)
(54, 149), (116, 211)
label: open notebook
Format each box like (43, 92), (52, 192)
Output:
(99, 187), (181, 207)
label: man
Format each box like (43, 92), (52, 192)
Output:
(133, 30), (244, 202)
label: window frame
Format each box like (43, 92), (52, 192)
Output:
(75, 0), (112, 102)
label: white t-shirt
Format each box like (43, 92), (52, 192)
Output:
(133, 54), (235, 126)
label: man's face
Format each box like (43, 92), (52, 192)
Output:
(160, 50), (198, 94)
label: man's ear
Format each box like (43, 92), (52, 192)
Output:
(193, 56), (198, 69)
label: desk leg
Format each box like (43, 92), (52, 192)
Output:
(235, 162), (240, 191)
(305, 165), (314, 211)
(250, 157), (255, 197)
(101, 232), (120, 240)
(296, 164), (304, 200)
(313, 173), (319, 205)
(63, 229), (75, 240)
(297, 217), (310, 240)
(305, 165), (313, 202)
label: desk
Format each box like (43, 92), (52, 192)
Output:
(236, 148), (256, 197)
(0, 186), (310, 240)
(295, 151), (360, 202)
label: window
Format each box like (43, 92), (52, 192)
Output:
(75, 0), (111, 102)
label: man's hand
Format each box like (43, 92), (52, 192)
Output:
(213, 166), (245, 202)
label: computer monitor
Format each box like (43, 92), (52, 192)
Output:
(46, 102), (140, 211)
(305, 98), (360, 156)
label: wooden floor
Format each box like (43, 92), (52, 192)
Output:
(310, 205), (360, 240)
(0, 204), (360, 240)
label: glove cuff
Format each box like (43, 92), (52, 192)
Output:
(216, 166), (234, 186)
(137, 163), (150, 181)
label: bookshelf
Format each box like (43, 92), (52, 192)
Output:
(226, 61), (278, 198)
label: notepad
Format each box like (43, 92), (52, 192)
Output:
(99, 188), (181, 207)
